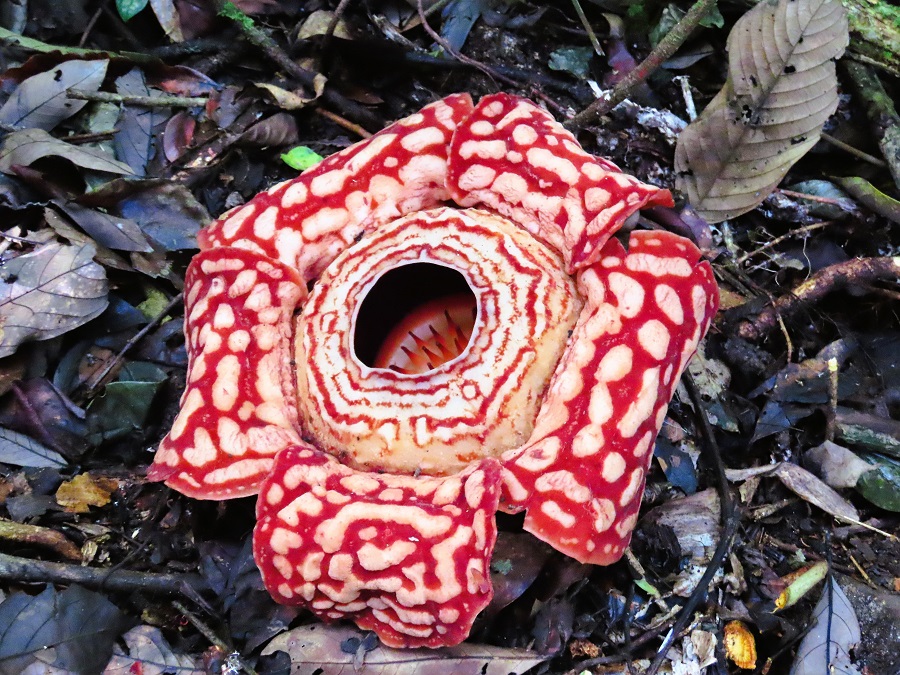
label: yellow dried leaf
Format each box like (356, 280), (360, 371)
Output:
(56, 473), (118, 513)
(675, 0), (848, 223)
(724, 620), (757, 670)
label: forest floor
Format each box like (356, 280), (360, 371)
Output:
(0, 1), (898, 674)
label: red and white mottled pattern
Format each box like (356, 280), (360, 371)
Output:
(447, 93), (675, 274)
(150, 92), (719, 647)
(254, 444), (501, 648)
(147, 248), (306, 498)
(296, 207), (580, 476)
(199, 94), (474, 283)
(499, 230), (718, 565)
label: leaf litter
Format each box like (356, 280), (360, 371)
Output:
(0, 0), (897, 673)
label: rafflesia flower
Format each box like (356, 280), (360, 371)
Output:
(149, 93), (718, 648)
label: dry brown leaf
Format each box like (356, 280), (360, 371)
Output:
(262, 624), (547, 674)
(675, 0), (848, 223)
(726, 462), (859, 522)
(56, 473), (119, 513)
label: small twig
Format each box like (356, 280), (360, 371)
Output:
(820, 132), (888, 168)
(68, 89), (208, 108)
(570, 0), (603, 56)
(315, 108), (372, 139)
(85, 293), (183, 395)
(79, 4), (104, 48)
(173, 602), (259, 675)
(0, 551), (209, 595)
(568, 0), (719, 128)
(737, 256), (900, 341)
(324, 0), (353, 42)
(734, 221), (831, 266)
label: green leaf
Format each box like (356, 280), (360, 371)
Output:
(87, 361), (167, 444)
(117, 0), (149, 22)
(136, 287), (172, 320)
(281, 145), (324, 171)
(855, 454), (900, 512)
(548, 46), (594, 80)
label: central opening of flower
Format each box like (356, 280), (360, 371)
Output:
(353, 262), (477, 374)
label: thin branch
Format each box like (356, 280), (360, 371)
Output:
(0, 551), (209, 595)
(68, 89), (208, 108)
(568, 0), (719, 128)
(738, 256), (900, 341)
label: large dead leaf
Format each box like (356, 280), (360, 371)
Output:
(0, 242), (109, 358)
(262, 624), (547, 674)
(103, 625), (201, 675)
(789, 579), (861, 675)
(0, 59), (108, 131)
(0, 128), (134, 175)
(675, 0), (848, 222)
(0, 585), (132, 674)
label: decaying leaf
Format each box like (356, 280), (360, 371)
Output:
(0, 128), (134, 175)
(789, 578), (861, 675)
(262, 624), (547, 674)
(726, 462), (859, 522)
(675, 0), (849, 222)
(55, 473), (119, 513)
(103, 625), (202, 675)
(0, 243), (109, 358)
(0, 585), (132, 674)
(724, 620), (757, 670)
(0, 427), (67, 468)
(0, 59), (109, 131)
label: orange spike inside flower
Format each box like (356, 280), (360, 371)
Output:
(373, 293), (477, 374)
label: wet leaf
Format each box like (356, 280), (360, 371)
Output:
(548, 46), (594, 80)
(239, 112), (299, 148)
(0, 585), (132, 674)
(113, 69), (165, 177)
(55, 473), (119, 513)
(149, 0), (183, 42)
(82, 179), (209, 251)
(117, 0), (148, 22)
(855, 454), (900, 512)
(0, 242), (108, 358)
(54, 201), (153, 252)
(281, 145), (323, 171)
(262, 624), (547, 674)
(789, 579), (861, 675)
(0, 59), (109, 131)
(0, 128), (134, 175)
(655, 438), (698, 494)
(103, 625), (201, 674)
(86, 361), (166, 444)
(675, 0), (849, 222)
(0, 427), (66, 468)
